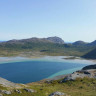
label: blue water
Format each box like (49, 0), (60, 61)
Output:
(0, 60), (88, 83)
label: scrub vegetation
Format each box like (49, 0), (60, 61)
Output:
(1, 77), (96, 96)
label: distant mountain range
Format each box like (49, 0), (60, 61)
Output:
(1, 37), (96, 46)
(6, 36), (64, 44)
(0, 36), (96, 58)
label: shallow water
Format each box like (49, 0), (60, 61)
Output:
(0, 56), (95, 83)
(0, 60), (87, 83)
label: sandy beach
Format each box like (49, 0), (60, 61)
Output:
(0, 56), (96, 65)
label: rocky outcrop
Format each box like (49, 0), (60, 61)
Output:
(24, 88), (36, 93)
(0, 77), (21, 88)
(49, 91), (65, 96)
(0, 90), (11, 95)
(0, 94), (3, 96)
(47, 36), (64, 44)
(46, 64), (96, 83)
(15, 89), (22, 93)
(6, 36), (64, 44)
(61, 69), (96, 82)
(49, 91), (70, 96)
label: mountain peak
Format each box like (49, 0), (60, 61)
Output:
(46, 36), (64, 44)
(89, 40), (96, 45)
(6, 36), (64, 44)
(73, 40), (87, 45)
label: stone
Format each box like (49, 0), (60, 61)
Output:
(24, 88), (36, 93)
(0, 77), (21, 88)
(61, 69), (96, 82)
(15, 89), (22, 93)
(0, 94), (3, 96)
(0, 90), (11, 94)
(49, 91), (65, 96)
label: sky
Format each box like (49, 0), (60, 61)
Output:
(0, 0), (96, 42)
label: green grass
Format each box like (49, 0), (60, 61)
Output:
(0, 84), (7, 90)
(0, 43), (94, 57)
(1, 78), (96, 96)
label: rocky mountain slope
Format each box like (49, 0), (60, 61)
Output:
(46, 36), (64, 44)
(47, 64), (96, 82)
(0, 77), (21, 88)
(5, 36), (64, 44)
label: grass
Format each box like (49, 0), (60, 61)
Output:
(1, 78), (96, 96)
(0, 41), (95, 57)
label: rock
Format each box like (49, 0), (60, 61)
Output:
(49, 91), (65, 96)
(0, 94), (3, 96)
(0, 90), (11, 94)
(47, 36), (64, 44)
(15, 89), (22, 93)
(0, 77), (21, 88)
(24, 88), (36, 93)
(61, 69), (96, 82)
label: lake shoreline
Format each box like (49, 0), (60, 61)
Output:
(0, 56), (96, 65)
(0, 56), (96, 83)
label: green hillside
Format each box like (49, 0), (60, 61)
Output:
(0, 37), (96, 57)
(0, 77), (96, 96)
(82, 48), (96, 59)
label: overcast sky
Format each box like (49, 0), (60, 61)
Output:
(0, 0), (96, 42)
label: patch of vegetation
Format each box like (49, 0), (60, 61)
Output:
(2, 78), (96, 96)
(82, 48), (96, 59)
(0, 85), (7, 90)
(0, 41), (95, 57)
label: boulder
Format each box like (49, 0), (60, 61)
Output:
(15, 89), (22, 93)
(61, 70), (96, 82)
(0, 90), (11, 94)
(0, 94), (3, 96)
(0, 77), (21, 88)
(24, 88), (36, 93)
(49, 91), (65, 96)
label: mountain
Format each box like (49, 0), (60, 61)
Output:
(46, 36), (64, 44)
(6, 36), (64, 44)
(82, 48), (96, 59)
(7, 38), (50, 44)
(88, 40), (96, 46)
(0, 37), (96, 57)
(73, 41), (87, 46)
(0, 36), (66, 56)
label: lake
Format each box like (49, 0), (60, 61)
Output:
(0, 56), (94, 83)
